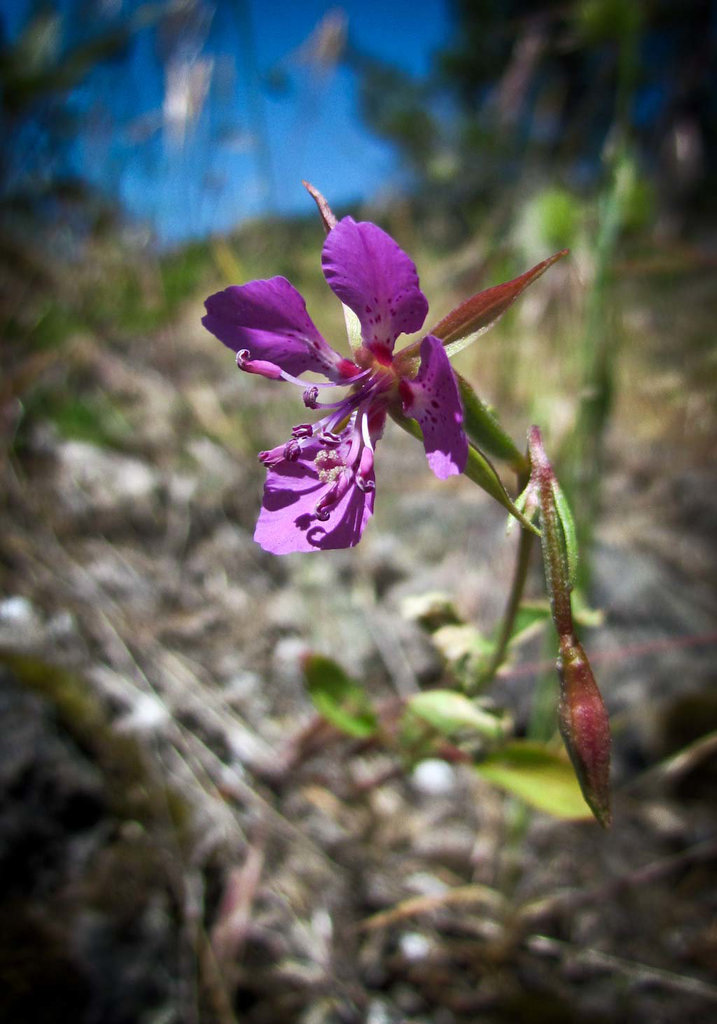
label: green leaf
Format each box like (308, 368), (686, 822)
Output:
(551, 479), (579, 587)
(432, 622), (492, 660)
(506, 601), (551, 647)
(431, 624), (493, 692)
(407, 690), (507, 741)
(519, 187), (582, 252)
(303, 654), (378, 738)
(571, 592), (604, 629)
(475, 741), (593, 819)
(400, 592), (463, 632)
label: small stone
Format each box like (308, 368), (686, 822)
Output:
(411, 758), (457, 796)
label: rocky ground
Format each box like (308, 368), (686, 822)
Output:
(1, 273), (716, 1023)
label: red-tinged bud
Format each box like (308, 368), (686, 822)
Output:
(558, 635), (612, 828)
(429, 250), (569, 349)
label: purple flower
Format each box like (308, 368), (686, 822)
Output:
(202, 216), (468, 553)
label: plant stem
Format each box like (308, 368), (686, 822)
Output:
(478, 474), (534, 687)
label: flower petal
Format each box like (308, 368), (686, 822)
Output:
(203, 277), (346, 380)
(254, 437), (375, 553)
(400, 334), (468, 479)
(322, 218), (428, 356)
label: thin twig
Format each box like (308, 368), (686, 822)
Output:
(516, 837), (717, 925)
(525, 933), (717, 1002)
(478, 505), (534, 687)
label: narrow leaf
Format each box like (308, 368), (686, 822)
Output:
(431, 250), (568, 360)
(475, 741), (593, 819)
(408, 690), (507, 741)
(303, 654), (377, 738)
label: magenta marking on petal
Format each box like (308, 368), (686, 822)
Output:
(321, 218), (429, 352)
(404, 334), (468, 479)
(398, 377), (414, 410)
(337, 358), (363, 379)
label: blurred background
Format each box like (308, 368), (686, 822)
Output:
(1, 1), (716, 1022)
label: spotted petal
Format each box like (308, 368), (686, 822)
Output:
(254, 437), (375, 554)
(203, 277), (346, 380)
(322, 218), (428, 358)
(400, 334), (468, 479)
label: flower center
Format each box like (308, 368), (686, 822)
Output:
(315, 448), (345, 484)
(355, 343), (395, 373)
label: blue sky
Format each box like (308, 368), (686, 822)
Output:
(4, 0), (453, 243)
(156, 0), (453, 242)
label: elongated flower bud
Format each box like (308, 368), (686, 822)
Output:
(529, 426), (611, 826)
(558, 636), (612, 828)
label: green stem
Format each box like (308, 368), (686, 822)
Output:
(391, 409), (539, 535)
(478, 472), (534, 687)
(390, 408), (538, 688)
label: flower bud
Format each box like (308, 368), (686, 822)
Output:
(558, 636), (612, 828)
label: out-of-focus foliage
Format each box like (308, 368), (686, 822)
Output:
(0, 2), (161, 233)
(0, 1), (218, 445)
(348, 0), (716, 239)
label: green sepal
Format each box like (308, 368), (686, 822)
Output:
(343, 305), (364, 353)
(456, 373), (526, 471)
(475, 741), (593, 820)
(464, 446), (540, 535)
(389, 410), (539, 535)
(430, 250), (568, 359)
(303, 653), (378, 738)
